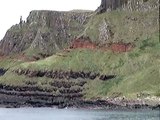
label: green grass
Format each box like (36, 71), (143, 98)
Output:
(15, 49), (129, 74)
(84, 77), (123, 99)
(0, 71), (27, 86)
(0, 58), (24, 69)
(109, 65), (160, 98)
(0, 71), (58, 91)
(84, 10), (159, 43)
(84, 64), (160, 99)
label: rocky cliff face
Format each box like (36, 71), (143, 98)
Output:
(0, 0), (159, 56)
(0, 11), (92, 55)
(97, 0), (159, 13)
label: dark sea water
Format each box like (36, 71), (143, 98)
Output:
(0, 108), (159, 120)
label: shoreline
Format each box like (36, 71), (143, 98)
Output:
(0, 97), (159, 110)
(0, 83), (159, 110)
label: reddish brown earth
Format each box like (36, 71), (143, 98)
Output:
(109, 42), (134, 53)
(70, 38), (97, 50)
(0, 38), (134, 63)
(69, 38), (134, 53)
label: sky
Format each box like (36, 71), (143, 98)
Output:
(0, 0), (101, 40)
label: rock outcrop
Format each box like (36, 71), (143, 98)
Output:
(0, 69), (7, 76)
(13, 69), (116, 81)
(97, 0), (159, 13)
(98, 19), (114, 43)
(70, 37), (97, 49)
(0, 10), (92, 55)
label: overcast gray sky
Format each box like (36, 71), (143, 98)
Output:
(0, 0), (100, 40)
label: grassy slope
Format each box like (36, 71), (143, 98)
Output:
(0, 57), (24, 69)
(0, 10), (159, 99)
(85, 10), (159, 43)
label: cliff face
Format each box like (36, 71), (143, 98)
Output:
(0, 0), (159, 56)
(0, 11), (92, 55)
(97, 0), (159, 13)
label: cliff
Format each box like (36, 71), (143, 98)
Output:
(97, 0), (159, 13)
(0, 10), (92, 56)
(0, 0), (159, 56)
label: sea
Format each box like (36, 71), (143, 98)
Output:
(0, 108), (159, 120)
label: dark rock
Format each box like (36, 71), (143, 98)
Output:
(0, 83), (158, 109)
(99, 75), (116, 81)
(96, 0), (159, 13)
(0, 69), (7, 76)
(89, 73), (98, 80)
(14, 69), (116, 81)
(37, 71), (46, 77)
(152, 105), (160, 110)
(97, 0), (128, 13)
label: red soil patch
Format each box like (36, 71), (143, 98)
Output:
(69, 37), (134, 53)
(70, 38), (97, 50)
(109, 42), (134, 53)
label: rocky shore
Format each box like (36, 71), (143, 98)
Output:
(0, 69), (159, 110)
(0, 83), (159, 110)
